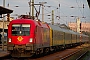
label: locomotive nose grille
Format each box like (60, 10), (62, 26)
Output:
(15, 45), (26, 51)
(18, 48), (24, 53)
(15, 45), (25, 48)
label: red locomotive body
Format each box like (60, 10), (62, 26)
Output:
(7, 19), (50, 57)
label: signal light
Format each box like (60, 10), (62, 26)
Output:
(7, 14), (10, 21)
(80, 23), (81, 29)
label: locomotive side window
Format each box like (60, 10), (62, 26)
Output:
(12, 24), (30, 36)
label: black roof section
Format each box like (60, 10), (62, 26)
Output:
(0, 6), (13, 15)
(87, 0), (90, 8)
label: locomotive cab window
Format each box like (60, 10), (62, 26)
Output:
(12, 24), (30, 36)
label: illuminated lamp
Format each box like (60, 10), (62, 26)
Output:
(29, 38), (33, 42)
(9, 38), (11, 42)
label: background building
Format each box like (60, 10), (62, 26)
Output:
(68, 22), (90, 32)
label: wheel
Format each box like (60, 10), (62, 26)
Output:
(44, 48), (50, 55)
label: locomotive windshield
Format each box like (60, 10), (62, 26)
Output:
(12, 24), (30, 36)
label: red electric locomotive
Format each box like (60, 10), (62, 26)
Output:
(7, 18), (50, 57)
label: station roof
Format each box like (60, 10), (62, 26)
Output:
(0, 6), (13, 15)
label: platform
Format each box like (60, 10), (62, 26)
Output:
(0, 45), (10, 57)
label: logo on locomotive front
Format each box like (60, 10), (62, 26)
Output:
(17, 36), (23, 42)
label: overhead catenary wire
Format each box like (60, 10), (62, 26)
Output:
(5, 0), (90, 24)
(75, 0), (90, 22)
(44, 3), (68, 23)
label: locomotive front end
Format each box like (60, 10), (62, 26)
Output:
(7, 19), (36, 57)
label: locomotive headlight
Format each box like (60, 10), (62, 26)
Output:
(29, 38), (33, 42)
(9, 38), (11, 42)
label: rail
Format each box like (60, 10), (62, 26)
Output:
(60, 50), (81, 60)
(75, 51), (88, 60)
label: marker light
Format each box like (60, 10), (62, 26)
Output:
(29, 38), (33, 42)
(9, 38), (11, 42)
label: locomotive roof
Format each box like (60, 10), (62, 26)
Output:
(9, 19), (50, 28)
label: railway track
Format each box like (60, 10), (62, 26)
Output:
(65, 44), (89, 60)
(2, 44), (89, 60)
(75, 51), (88, 60)
(63, 50), (88, 60)
(59, 49), (82, 60)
